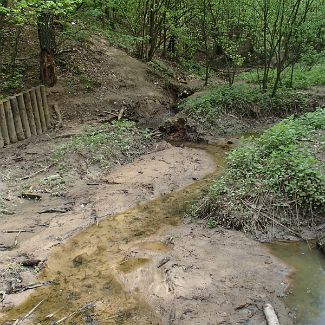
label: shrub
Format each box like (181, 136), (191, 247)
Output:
(180, 84), (309, 125)
(192, 108), (325, 237)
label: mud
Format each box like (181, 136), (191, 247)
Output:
(0, 141), (293, 325)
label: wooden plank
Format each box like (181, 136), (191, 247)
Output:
(3, 100), (18, 143)
(35, 86), (47, 131)
(23, 91), (37, 136)
(9, 96), (25, 141)
(17, 93), (32, 138)
(40, 85), (51, 127)
(29, 89), (43, 134)
(0, 101), (10, 145)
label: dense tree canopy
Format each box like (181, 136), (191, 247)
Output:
(0, 0), (324, 92)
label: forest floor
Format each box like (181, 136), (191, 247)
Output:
(0, 35), (298, 324)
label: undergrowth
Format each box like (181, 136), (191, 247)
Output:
(180, 84), (309, 126)
(239, 62), (325, 90)
(191, 108), (325, 238)
(52, 120), (154, 172)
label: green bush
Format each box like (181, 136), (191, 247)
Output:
(180, 84), (309, 125)
(193, 108), (325, 235)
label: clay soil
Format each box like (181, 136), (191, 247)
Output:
(0, 35), (294, 324)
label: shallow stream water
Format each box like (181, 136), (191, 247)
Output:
(269, 241), (325, 325)
(1, 143), (227, 324)
(2, 142), (325, 325)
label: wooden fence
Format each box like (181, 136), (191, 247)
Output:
(0, 85), (51, 148)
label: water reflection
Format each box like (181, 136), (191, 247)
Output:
(269, 241), (325, 325)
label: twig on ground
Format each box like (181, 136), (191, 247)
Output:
(157, 257), (170, 268)
(9, 281), (53, 294)
(2, 230), (31, 233)
(14, 231), (21, 247)
(55, 301), (96, 324)
(21, 299), (45, 321)
(21, 164), (55, 180)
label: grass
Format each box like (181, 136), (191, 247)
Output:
(179, 84), (309, 126)
(79, 74), (102, 91)
(239, 62), (325, 90)
(52, 120), (154, 172)
(191, 108), (325, 238)
(148, 59), (176, 79)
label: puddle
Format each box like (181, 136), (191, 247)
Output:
(0, 144), (227, 324)
(269, 241), (325, 325)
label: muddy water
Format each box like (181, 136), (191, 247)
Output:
(1, 144), (227, 324)
(270, 242), (325, 325)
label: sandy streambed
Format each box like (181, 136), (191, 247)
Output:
(0, 141), (292, 324)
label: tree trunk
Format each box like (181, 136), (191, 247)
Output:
(38, 12), (57, 87)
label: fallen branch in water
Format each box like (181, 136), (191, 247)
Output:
(9, 281), (53, 294)
(54, 301), (96, 324)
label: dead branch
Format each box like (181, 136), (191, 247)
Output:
(21, 299), (45, 321)
(54, 301), (96, 324)
(21, 164), (54, 180)
(2, 230), (32, 233)
(9, 281), (53, 294)
(157, 257), (170, 268)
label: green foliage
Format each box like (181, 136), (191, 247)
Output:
(52, 120), (154, 171)
(180, 84), (309, 125)
(101, 29), (144, 55)
(39, 174), (66, 197)
(1, 69), (24, 93)
(178, 59), (207, 78)
(196, 108), (325, 235)
(148, 59), (175, 79)
(0, 0), (81, 25)
(240, 61), (325, 90)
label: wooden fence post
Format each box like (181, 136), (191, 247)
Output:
(29, 89), (43, 134)
(23, 91), (37, 136)
(36, 86), (47, 131)
(40, 85), (51, 127)
(9, 96), (25, 141)
(17, 93), (32, 139)
(0, 102), (10, 145)
(3, 100), (18, 143)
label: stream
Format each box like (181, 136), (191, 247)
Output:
(1, 142), (325, 324)
(269, 241), (325, 325)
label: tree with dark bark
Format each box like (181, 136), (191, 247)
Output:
(38, 12), (57, 87)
